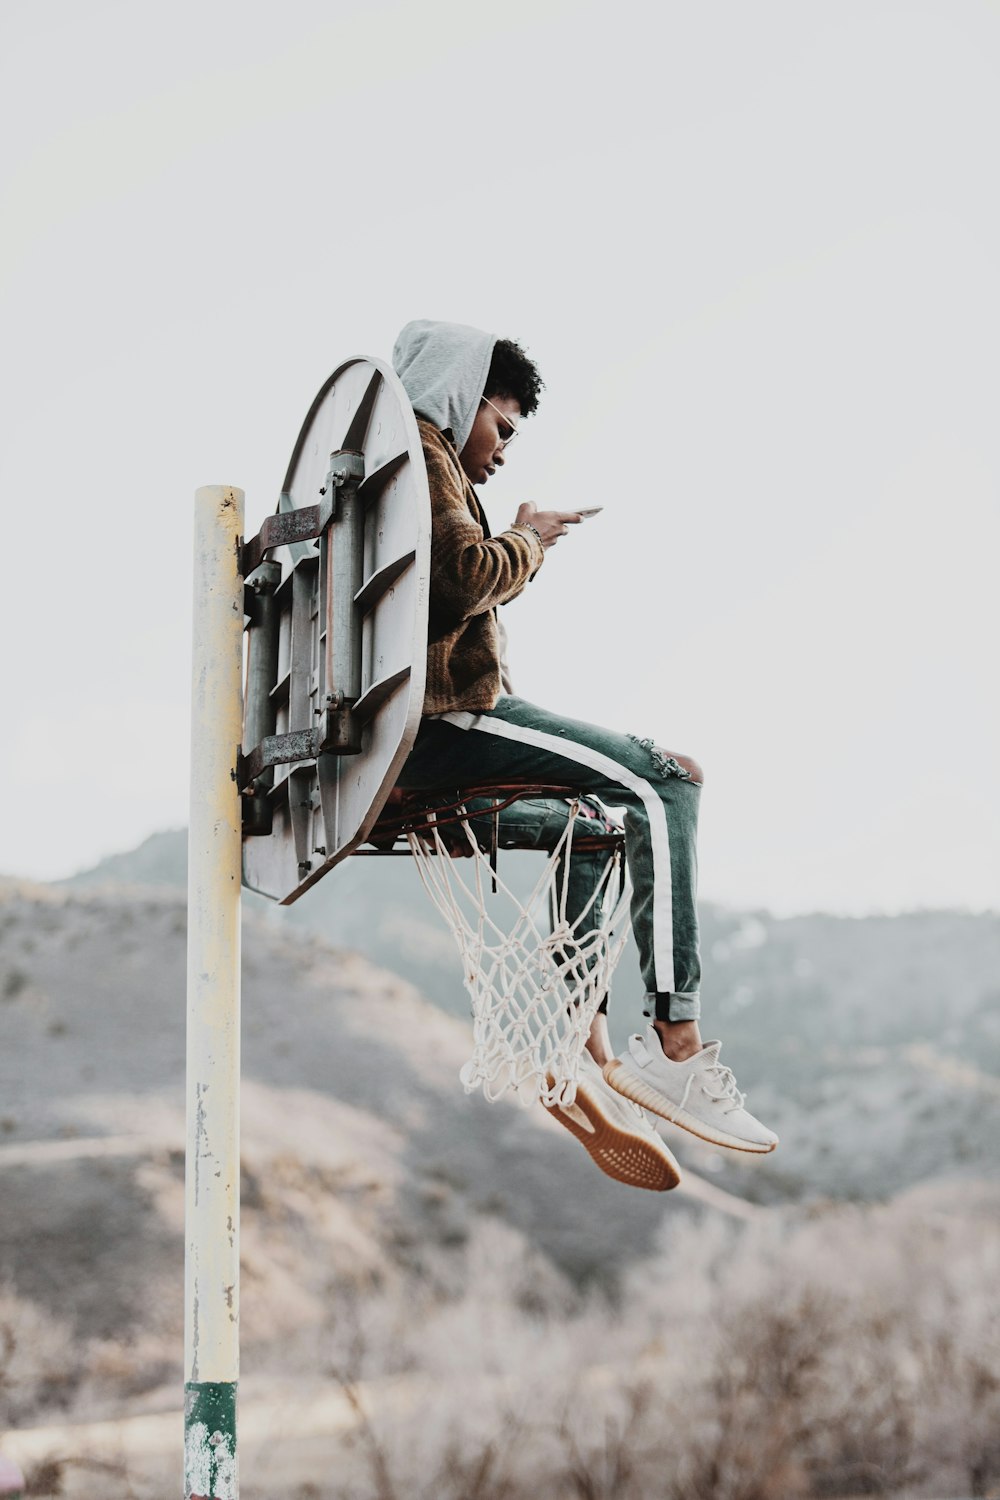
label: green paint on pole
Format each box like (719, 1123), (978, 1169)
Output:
(184, 1381), (237, 1499)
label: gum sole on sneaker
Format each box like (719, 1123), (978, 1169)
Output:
(602, 1061), (778, 1155)
(544, 1079), (681, 1191)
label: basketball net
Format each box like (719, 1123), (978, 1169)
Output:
(408, 802), (633, 1106)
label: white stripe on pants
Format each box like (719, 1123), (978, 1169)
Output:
(436, 708), (678, 994)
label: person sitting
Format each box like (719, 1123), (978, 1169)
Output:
(392, 319), (777, 1190)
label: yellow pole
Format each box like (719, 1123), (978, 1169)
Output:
(185, 485), (244, 1499)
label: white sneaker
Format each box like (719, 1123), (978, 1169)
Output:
(603, 1027), (778, 1154)
(544, 1053), (682, 1192)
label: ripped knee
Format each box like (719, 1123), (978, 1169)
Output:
(671, 752), (703, 784)
(627, 736), (704, 785)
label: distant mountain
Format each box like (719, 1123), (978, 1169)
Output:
(67, 828), (189, 891)
(60, 831), (1000, 1202)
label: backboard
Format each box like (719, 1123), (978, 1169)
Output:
(239, 357), (430, 903)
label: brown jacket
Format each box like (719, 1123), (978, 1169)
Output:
(419, 419), (544, 714)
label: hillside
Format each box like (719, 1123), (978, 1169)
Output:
(2, 869), (999, 1497)
(66, 831), (1000, 1201)
(0, 876), (754, 1493)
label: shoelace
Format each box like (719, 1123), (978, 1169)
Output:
(699, 1060), (746, 1114)
(665, 1058), (746, 1121)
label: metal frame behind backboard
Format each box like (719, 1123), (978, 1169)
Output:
(239, 357), (430, 903)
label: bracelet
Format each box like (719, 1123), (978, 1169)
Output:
(513, 521), (543, 547)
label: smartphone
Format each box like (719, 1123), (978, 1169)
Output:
(577, 507), (604, 518)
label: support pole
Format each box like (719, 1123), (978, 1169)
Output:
(185, 485), (245, 1500)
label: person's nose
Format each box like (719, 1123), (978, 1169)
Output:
(494, 445), (506, 466)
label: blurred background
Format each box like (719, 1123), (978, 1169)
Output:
(1, 2), (998, 1495)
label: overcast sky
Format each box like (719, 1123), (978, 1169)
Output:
(2, 0), (997, 916)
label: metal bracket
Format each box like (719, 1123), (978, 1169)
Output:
(322, 448), (365, 491)
(240, 445), (369, 835)
(319, 447), (367, 754)
(238, 449), (366, 576)
(316, 700), (361, 755)
(237, 729), (318, 792)
(242, 562), (280, 618)
(240, 496), (333, 577)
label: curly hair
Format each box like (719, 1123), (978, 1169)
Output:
(483, 337), (544, 417)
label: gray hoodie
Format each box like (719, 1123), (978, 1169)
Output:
(392, 319), (521, 695)
(392, 319), (496, 454)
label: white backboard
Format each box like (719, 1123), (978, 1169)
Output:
(240, 357), (430, 903)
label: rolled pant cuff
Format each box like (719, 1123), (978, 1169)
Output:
(644, 991), (701, 1023)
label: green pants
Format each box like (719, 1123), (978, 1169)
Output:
(397, 695), (702, 1022)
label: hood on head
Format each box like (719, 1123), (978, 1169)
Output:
(392, 319), (496, 454)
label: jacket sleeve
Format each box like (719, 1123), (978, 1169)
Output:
(423, 432), (544, 623)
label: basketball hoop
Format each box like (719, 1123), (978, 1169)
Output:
(368, 789), (633, 1106)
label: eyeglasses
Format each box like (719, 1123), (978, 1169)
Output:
(482, 396), (519, 447)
